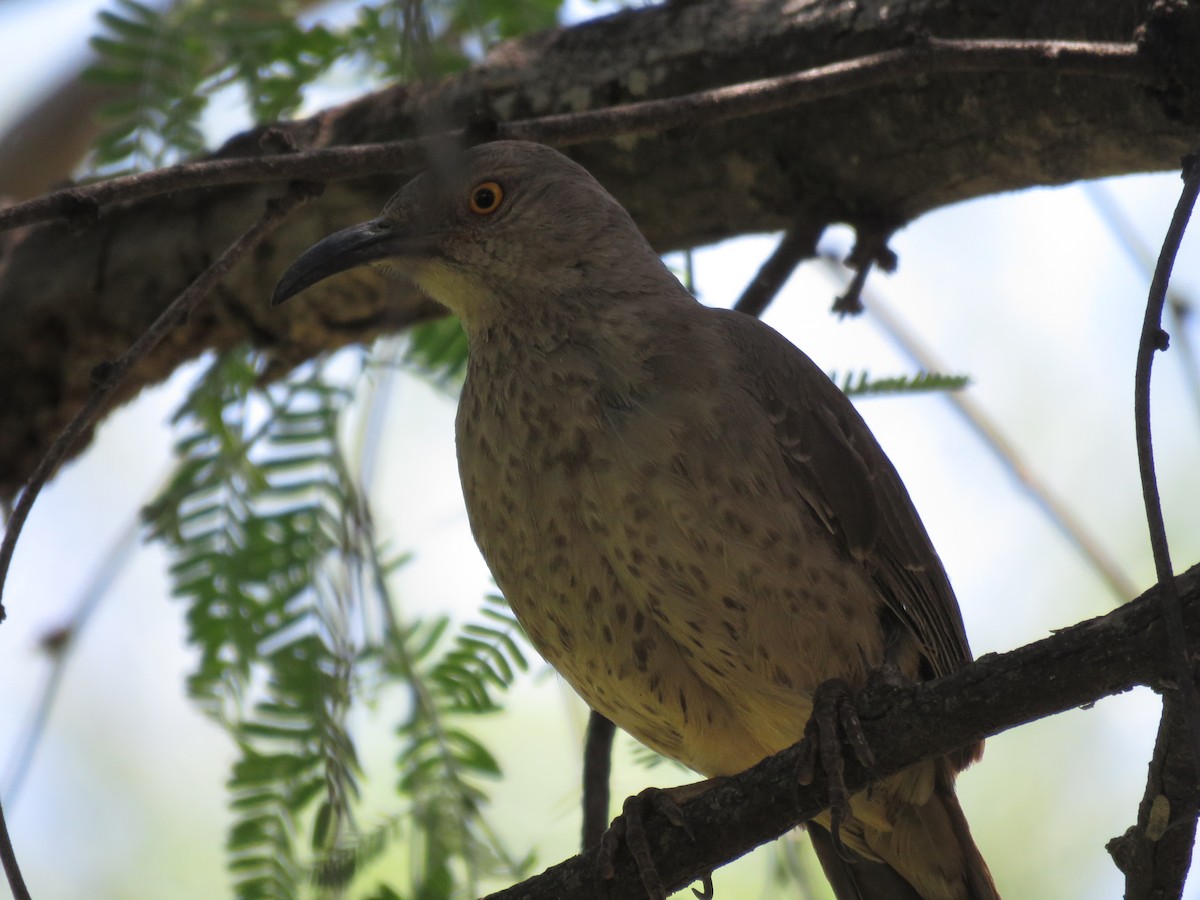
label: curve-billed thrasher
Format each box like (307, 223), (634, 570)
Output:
(273, 141), (998, 900)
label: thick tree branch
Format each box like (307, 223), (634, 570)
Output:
(0, 37), (1148, 236)
(0, 183), (318, 622)
(481, 564), (1200, 900)
(1, 0), (1197, 498)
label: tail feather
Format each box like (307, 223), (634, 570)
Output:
(809, 759), (998, 900)
(810, 824), (924, 900)
(933, 776), (998, 900)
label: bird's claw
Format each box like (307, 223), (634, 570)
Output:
(598, 786), (701, 900)
(796, 678), (876, 845)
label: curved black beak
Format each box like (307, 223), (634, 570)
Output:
(271, 217), (410, 307)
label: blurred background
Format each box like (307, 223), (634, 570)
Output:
(1, 0), (1198, 897)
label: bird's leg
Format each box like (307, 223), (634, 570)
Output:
(582, 711), (617, 852)
(796, 678), (877, 847)
(598, 781), (718, 900)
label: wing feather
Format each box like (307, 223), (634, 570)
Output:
(714, 309), (972, 678)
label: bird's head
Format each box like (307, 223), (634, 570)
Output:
(272, 141), (660, 329)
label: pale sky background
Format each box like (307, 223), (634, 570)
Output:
(1, 1), (1199, 898)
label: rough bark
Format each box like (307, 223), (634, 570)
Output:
(1107, 695), (1200, 899)
(484, 564), (1200, 900)
(0, 0), (1197, 497)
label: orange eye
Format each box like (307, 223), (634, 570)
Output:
(468, 181), (504, 215)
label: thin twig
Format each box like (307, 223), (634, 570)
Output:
(3, 510), (145, 807)
(1133, 151), (1200, 764)
(1084, 184), (1200, 426)
(819, 256), (1139, 603)
(734, 225), (822, 317)
(0, 182), (318, 623)
(0, 38), (1145, 234)
(682, 250), (696, 297)
(831, 225), (898, 316)
(0, 181), (317, 899)
(0, 794), (28, 900)
(832, 261), (874, 317)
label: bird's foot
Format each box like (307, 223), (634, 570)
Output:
(862, 660), (915, 695)
(796, 678), (877, 846)
(598, 783), (715, 900)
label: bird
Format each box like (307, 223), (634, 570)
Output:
(272, 140), (998, 900)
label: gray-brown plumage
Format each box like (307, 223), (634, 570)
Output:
(273, 140), (998, 900)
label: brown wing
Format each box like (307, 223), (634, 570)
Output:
(714, 308), (972, 679)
